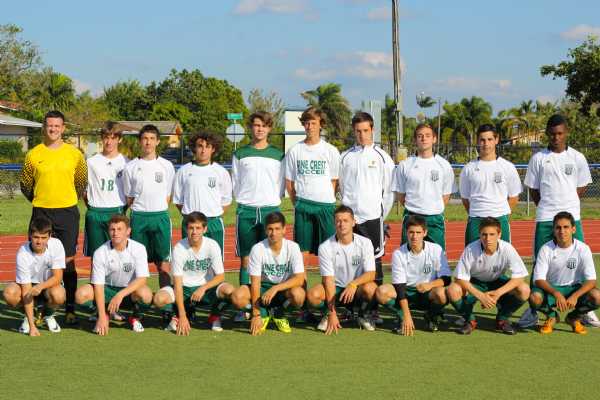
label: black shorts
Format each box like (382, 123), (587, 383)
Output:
(353, 217), (384, 259)
(30, 206), (80, 257)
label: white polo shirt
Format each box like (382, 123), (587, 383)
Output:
(318, 233), (376, 288)
(86, 153), (129, 208)
(171, 237), (224, 287)
(459, 157), (522, 217)
(524, 148), (591, 221)
(454, 239), (528, 282)
(391, 241), (451, 286)
(393, 154), (455, 215)
(232, 145), (285, 207)
(533, 239), (596, 286)
(248, 239), (304, 284)
(123, 157), (175, 212)
(172, 162), (232, 217)
(91, 239), (150, 287)
(285, 139), (340, 204)
(15, 238), (65, 284)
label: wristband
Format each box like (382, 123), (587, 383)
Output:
(348, 282), (358, 289)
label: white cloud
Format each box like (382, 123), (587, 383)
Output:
(233, 0), (310, 15)
(435, 77), (512, 93)
(293, 68), (337, 80)
(367, 6), (391, 21)
(73, 79), (101, 97)
(560, 24), (600, 40)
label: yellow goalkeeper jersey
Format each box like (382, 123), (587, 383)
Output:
(20, 143), (87, 208)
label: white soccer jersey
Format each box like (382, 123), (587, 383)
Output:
(319, 233), (376, 288)
(15, 238), (65, 284)
(393, 154), (455, 215)
(232, 145), (285, 207)
(86, 153), (128, 208)
(339, 144), (395, 224)
(123, 157), (175, 212)
(172, 162), (232, 217)
(171, 237), (225, 287)
(391, 241), (451, 286)
(91, 239), (150, 287)
(248, 239), (304, 284)
(459, 157), (522, 217)
(454, 239), (528, 282)
(285, 140), (340, 204)
(533, 239), (596, 286)
(524, 148), (591, 221)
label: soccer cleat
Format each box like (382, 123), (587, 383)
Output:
(295, 310), (319, 324)
(582, 310), (600, 328)
(369, 310), (383, 325)
(35, 309), (44, 327)
(458, 320), (477, 335)
(165, 316), (179, 332)
(539, 317), (557, 335)
(425, 314), (440, 332)
(517, 308), (538, 328)
(566, 317), (587, 335)
(129, 317), (145, 333)
(44, 315), (61, 333)
(18, 317), (30, 334)
(259, 316), (271, 333)
(161, 311), (173, 329)
(495, 319), (516, 335)
(317, 315), (329, 332)
(391, 319), (402, 334)
(273, 317), (292, 333)
(64, 311), (78, 325)
(234, 311), (250, 322)
(111, 311), (126, 322)
(357, 316), (375, 331)
(208, 314), (223, 332)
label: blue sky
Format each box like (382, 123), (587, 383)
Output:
(4, 0), (600, 116)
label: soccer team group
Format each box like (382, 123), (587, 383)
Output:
(3, 107), (600, 338)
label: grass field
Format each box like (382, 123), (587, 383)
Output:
(1, 262), (600, 400)
(2, 194), (600, 235)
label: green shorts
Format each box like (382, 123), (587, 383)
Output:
(183, 285), (220, 306)
(294, 197), (335, 255)
(103, 285), (133, 307)
(84, 206), (124, 256)
(404, 286), (433, 311)
(531, 284), (582, 315)
(245, 282), (289, 308)
(130, 210), (172, 264)
(402, 209), (446, 250)
(181, 216), (225, 256)
(534, 220), (584, 260)
(465, 215), (511, 246)
(236, 204), (280, 257)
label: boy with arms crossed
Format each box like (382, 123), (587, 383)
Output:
(230, 212), (305, 335)
(153, 212), (234, 334)
(375, 215), (451, 335)
(3, 217), (66, 335)
(529, 211), (600, 335)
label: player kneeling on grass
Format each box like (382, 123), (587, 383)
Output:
(376, 215), (451, 336)
(529, 211), (600, 335)
(3, 217), (66, 336)
(230, 212), (305, 335)
(75, 215), (152, 335)
(447, 217), (530, 335)
(153, 212), (234, 335)
(306, 205), (378, 334)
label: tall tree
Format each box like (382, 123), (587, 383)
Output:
(103, 80), (152, 121)
(246, 88), (285, 133)
(0, 24), (41, 100)
(301, 83), (352, 148)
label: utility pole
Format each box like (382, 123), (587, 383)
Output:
(392, 0), (406, 162)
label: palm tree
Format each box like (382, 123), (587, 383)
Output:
(301, 83), (352, 147)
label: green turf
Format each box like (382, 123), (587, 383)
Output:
(2, 194), (600, 235)
(1, 262), (600, 399)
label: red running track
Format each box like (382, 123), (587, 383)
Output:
(1, 220), (599, 282)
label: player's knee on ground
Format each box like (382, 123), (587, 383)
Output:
(529, 291), (543, 307)
(217, 282), (235, 299)
(430, 286), (447, 304)
(446, 283), (464, 302)
(512, 282), (530, 301)
(75, 284), (94, 305)
(588, 288), (600, 306)
(2, 283), (22, 307)
(306, 284), (325, 307)
(375, 284), (395, 304)
(230, 286), (250, 309)
(287, 286), (306, 307)
(47, 285), (66, 306)
(358, 282), (377, 301)
(153, 289), (172, 307)
(132, 285), (153, 304)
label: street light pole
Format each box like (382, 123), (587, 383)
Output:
(392, 0), (406, 162)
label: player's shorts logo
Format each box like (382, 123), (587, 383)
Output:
(566, 258), (577, 270)
(122, 262), (133, 273)
(352, 255), (361, 266)
(430, 170), (439, 182)
(423, 263), (432, 274)
(155, 171), (163, 183)
(564, 164), (574, 175)
(208, 177), (216, 188)
(493, 172), (503, 183)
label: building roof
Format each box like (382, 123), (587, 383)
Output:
(0, 100), (21, 111)
(0, 112), (42, 128)
(115, 121), (183, 135)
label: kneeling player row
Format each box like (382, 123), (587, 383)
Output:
(5, 208), (599, 337)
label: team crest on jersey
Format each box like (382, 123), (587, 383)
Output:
(352, 255), (361, 266)
(430, 170), (439, 182)
(116, 171), (123, 178)
(208, 177), (216, 188)
(493, 172), (503, 184)
(566, 258), (577, 270)
(492, 265), (501, 273)
(564, 164), (574, 175)
(155, 171), (163, 183)
(122, 262), (133, 273)
(423, 263), (432, 274)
